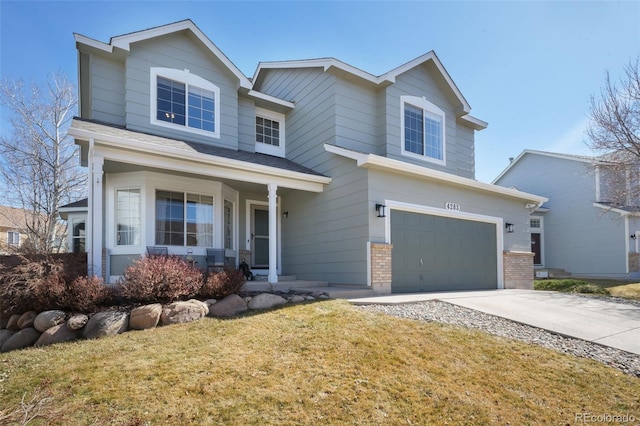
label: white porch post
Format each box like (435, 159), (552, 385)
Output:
(268, 183), (278, 284)
(89, 154), (104, 278)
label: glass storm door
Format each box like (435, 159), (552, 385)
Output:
(251, 206), (269, 268)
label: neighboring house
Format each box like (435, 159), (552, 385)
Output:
(69, 19), (545, 293)
(59, 199), (88, 254)
(0, 206), (28, 254)
(493, 149), (640, 279)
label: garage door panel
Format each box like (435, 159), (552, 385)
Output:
(391, 210), (497, 293)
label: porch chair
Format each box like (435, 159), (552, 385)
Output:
(206, 248), (226, 272)
(146, 246), (168, 257)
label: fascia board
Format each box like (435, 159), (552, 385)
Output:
(105, 20), (252, 90)
(458, 114), (488, 130)
(593, 203), (640, 217)
(324, 144), (547, 204)
(74, 33), (113, 53)
(246, 90), (295, 109)
(69, 126), (331, 190)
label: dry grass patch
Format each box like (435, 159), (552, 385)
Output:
(608, 283), (640, 300)
(0, 300), (638, 425)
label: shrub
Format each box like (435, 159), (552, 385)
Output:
(534, 279), (609, 295)
(64, 276), (115, 312)
(570, 283), (610, 295)
(119, 256), (204, 303)
(199, 267), (245, 299)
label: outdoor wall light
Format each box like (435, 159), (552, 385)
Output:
(505, 222), (514, 233)
(631, 234), (637, 240)
(375, 203), (386, 218)
(283, 211), (289, 219)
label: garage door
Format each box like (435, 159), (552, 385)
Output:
(391, 210), (497, 293)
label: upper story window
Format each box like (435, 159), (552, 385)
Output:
(400, 96), (446, 165)
(254, 107), (285, 157)
(7, 231), (20, 246)
(151, 68), (220, 138)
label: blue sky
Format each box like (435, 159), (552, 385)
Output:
(1, 1), (639, 182)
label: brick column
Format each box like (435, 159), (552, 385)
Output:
(503, 251), (534, 289)
(239, 249), (251, 265)
(371, 243), (393, 294)
(629, 252), (640, 272)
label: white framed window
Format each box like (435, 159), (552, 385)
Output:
(72, 220), (86, 253)
(116, 188), (141, 246)
(400, 96), (446, 165)
(150, 68), (220, 138)
(255, 107), (285, 157)
(223, 199), (234, 250)
(155, 190), (214, 247)
(7, 231), (20, 246)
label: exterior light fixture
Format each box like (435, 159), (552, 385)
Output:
(283, 211), (289, 219)
(375, 203), (386, 218)
(505, 222), (514, 233)
(631, 234), (637, 240)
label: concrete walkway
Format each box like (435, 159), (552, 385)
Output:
(350, 289), (640, 356)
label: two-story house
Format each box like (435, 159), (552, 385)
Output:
(493, 149), (640, 279)
(69, 20), (545, 293)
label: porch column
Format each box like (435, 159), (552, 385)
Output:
(89, 154), (104, 278)
(268, 183), (278, 284)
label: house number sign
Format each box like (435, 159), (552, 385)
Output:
(445, 202), (461, 211)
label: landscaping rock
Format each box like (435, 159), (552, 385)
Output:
(289, 295), (306, 303)
(248, 293), (288, 310)
(161, 300), (208, 326)
(0, 316), (9, 329)
(34, 310), (66, 332)
(67, 314), (89, 330)
(83, 311), (129, 339)
(305, 296), (316, 301)
(129, 304), (162, 330)
(1, 327), (40, 352)
(208, 294), (247, 317)
(0, 329), (16, 348)
(205, 299), (217, 308)
(34, 324), (78, 347)
(6, 314), (20, 331)
(17, 311), (37, 329)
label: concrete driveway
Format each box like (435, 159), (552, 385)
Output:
(350, 289), (640, 356)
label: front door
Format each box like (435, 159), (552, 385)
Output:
(531, 233), (542, 266)
(251, 206), (269, 268)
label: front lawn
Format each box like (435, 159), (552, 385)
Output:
(1, 300), (638, 425)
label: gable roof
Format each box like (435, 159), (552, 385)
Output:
(492, 149), (596, 184)
(75, 19), (252, 89)
(253, 51), (487, 130)
(0, 206), (32, 230)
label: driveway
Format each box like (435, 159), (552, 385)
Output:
(350, 289), (640, 355)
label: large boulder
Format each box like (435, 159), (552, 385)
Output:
(34, 324), (78, 347)
(6, 314), (21, 331)
(161, 300), (208, 326)
(248, 293), (288, 310)
(1, 327), (41, 352)
(129, 304), (162, 330)
(208, 294), (248, 317)
(34, 310), (66, 332)
(67, 314), (89, 331)
(17, 311), (38, 329)
(0, 329), (16, 348)
(82, 311), (129, 340)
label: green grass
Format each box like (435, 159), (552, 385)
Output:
(534, 279), (610, 295)
(1, 300), (638, 425)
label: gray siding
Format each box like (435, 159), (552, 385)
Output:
(333, 78), (381, 155)
(89, 54), (126, 125)
(495, 154), (628, 276)
(237, 96), (256, 152)
(384, 64), (475, 179)
(123, 33), (240, 149)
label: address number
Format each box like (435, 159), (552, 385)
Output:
(445, 202), (460, 211)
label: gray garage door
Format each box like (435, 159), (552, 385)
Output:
(391, 210), (497, 293)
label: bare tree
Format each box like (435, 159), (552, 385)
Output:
(0, 72), (86, 253)
(587, 57), (640, 206)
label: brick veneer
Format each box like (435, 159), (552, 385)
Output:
(370, 243), (393, 294)
(503, 250), (534, 289)
(239, 249), (251, 265)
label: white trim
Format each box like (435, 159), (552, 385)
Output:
(325, 143), (547, 205)
(593, 202), (640, 217)
(366, 241), (372, 288)
(400, 95), (446, 166)
(383, 199), (504, 289)
(245, 198), (282, 274)
(530, 215), (544, 267)
(69, 121), (331, 192)
(254, 107), (285, 157)
(246, 90), (295, 109)
(150, 67), (221, 139)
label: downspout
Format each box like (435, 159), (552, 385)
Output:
(87, 138), (95, 276)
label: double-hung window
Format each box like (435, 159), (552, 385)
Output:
(116, 188), (141, 246)
(255, 107), (285, 157)
(151, 68), (220, 138)
(155, 190), (213, 247)
(7, 231), (20, 246)
(401, 96), (446, 164)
